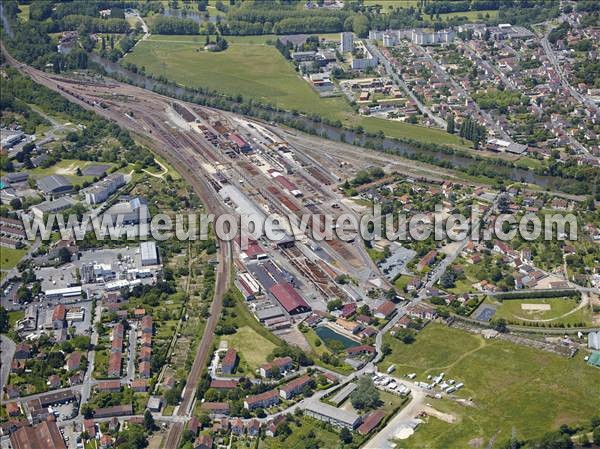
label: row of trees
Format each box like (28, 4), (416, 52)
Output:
(458, 116), (487, 149)
(151, 16), (199, 35)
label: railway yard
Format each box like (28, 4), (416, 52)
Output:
(2, 25), (600, 449)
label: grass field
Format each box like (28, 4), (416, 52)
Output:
(491, 297), (592, 326)
(363, 0), (420, 10)
(8, 310), (25, 329)
(218, 288), (283, 372)
(435, 9), (499, 21)
(221, 326), (277, 372)
(380, 324), (600, 448)
(125, 35), (350, 119)
(126, 35), (465, 147)
(17, 4), (29, 22)
(0, 247), (27, 271)
(27, 159), (116, 184)
(258, 416), (341, 449)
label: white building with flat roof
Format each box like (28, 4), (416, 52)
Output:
(341, 31), (353, 52)
(304, 402), (362, 429)
(140, 241), (159, 266)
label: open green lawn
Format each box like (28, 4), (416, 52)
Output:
(258, 416), (341, 449)
(0, 247), (27, 271)
(218, 287), (283, 372)
(221, 326), (277, 372)
(491, 297), (592, 327)
(8, 310), (25, 329)
(435, 9), (499, 21)
(125, 35), (465, 147)
(380, 324), (600, 448)
(17, 4), (29, 22)
(363, 0), (420, 10)
(27, 159), (115, 184)
(125, 34), (350, 119)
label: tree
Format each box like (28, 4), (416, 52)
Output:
(58, 247), (72, 263)
(593, 426), (600, 445)
(327, 298), (343, 311)
(0, 307), (9, 333)
(9, 198), (22, 209)
(47, 351), (65, 369)
(350, 376), (381, 411)
(340, 427), (353, 443)
(382, 342), (392, 355)
(492, 318), (508, 333)
(144, 410), (155, 431)
(446, 114), (455, 134)
(439, 270), (456, 289)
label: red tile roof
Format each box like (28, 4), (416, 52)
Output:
(358, 410), (385, 435)
(210, 379), (238, 389)
(376, 301), (396, 318)
(222, 348), (237, 368)
(269, 283), (310, 314)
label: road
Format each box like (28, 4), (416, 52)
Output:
(126, 326), (137, 382)
(362, 388), (427, 449)
(0, 335), (16, 392)
(366, 42), (447, 129)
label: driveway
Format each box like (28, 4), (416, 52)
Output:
(362, 388), (427, 449)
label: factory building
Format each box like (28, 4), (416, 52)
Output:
(269, 283), (311, 315)
(140, 241), (159, 266)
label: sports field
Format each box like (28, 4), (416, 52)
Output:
(492, 297), (592, 327)
(380, 324), (600, 448)
(126, 35), (465, 146)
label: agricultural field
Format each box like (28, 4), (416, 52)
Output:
(490, 296), (593, 327)
(379, 324), (600, 448)
(125, 34), (350, 119)
(125, 35), (465, 147)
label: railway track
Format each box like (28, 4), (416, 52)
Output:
(1, 41), (233, 449)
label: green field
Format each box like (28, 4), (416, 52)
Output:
(221, 326), (277, 372)
(0, 247), (27, 271)
(125, 35), (349, 118)
(435, 9), (499, 21)
(258, 416), (341, 449)
(27, 159), (116, 185)
(126, 35), (465, 146)
(380, 324), (600, 448)
(363, 0), (420, 10)
(492, 297), (592, 327)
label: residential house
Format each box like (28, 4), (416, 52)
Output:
(279, 375), (312, 400)
(221, 348), (238, 375)
(259, 356), (293, 378)
(244, 390), (280, 410)
(374, 301), (396, 320)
